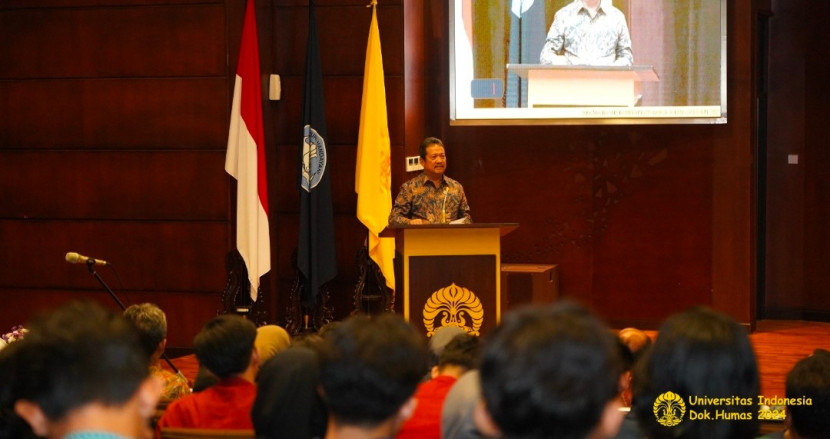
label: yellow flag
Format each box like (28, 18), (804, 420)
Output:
(355, 3), (395, 290)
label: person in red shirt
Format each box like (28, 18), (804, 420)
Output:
(156, 314), (260, 437)
(397, 332), (481, 439)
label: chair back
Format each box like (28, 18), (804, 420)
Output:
(159, 428), (255, 439)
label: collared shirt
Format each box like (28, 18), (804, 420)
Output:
(155, 376), (256, 436)
(396, 375), (459, 439)
(389, 173), (472, 225)
(540, 0), (633, 66)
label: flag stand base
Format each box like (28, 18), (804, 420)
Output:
(220, 249), (268, 326)
(284, 250), (334, 336)
(353, 245), (394, 315)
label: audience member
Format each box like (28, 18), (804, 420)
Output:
(191, 323), (290, 393)
(254, 324), (291, 364)
(441, 370), (487, 439)
(778, 349), (830, 439)
(617, 327), (652, 408)
(156, 314), (259, 435)
(426, 325), (467, 371)
(632, 306), (759, 439)
(123, 303), (191, 403)
(476, 302), (625, 439)
(397, 333), (481, 439)
(1, 300), (161, 439)
(252, 347), (328, 439)
(317, 313), (428, 439)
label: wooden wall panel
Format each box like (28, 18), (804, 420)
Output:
(0, 221), (227, 291)
(0, 151), (227, 220)
(269, 76), (404, 146)
(802, 2), (830, 320)
(0, 288), (221, 348)
(0, 78), (229, 149)
(0, 4), (225, 78)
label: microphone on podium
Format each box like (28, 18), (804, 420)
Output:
(65, 252), (109, 266)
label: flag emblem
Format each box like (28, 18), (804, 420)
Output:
(301, 124), (327, 192)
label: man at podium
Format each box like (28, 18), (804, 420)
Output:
(389, 137), (472, 225)
(539, 0), (633, 67)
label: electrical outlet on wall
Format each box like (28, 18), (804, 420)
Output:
(405, 156), (424, 172)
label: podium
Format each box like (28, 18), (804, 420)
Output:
(507, 64), (659, 107)
(382, 223), (518, 338)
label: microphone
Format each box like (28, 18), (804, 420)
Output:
(65, 252), (108, 266)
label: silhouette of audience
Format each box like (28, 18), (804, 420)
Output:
(124, 303), (191, 403)
(317, 313), (428, 439)
(476, 302), (625, 439)
(156, 314), (259, 436)
(774, 348), (830, 439)
(632, 306), (759, 439)
(397, 332), (481, 439)
(1, 300), (161, 439)
(252, 346), (328, 439)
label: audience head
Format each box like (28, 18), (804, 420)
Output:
(252, 347), (328, 439)
(123, 302), (168, 360)
(255, 324), (291, 364)
(317, 313), (428, 431)
(618, 327), (652, 364)
(437, 332), (481, 373)
(632, 306), (759, 439)
(193, 314), (258, 380)
(477, 302), (625, 439)
(2, 300), (160, 438)
(785, 348), (830, 439)
(428, 325), (467, 369)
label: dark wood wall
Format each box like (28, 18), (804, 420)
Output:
(1, 0), (827, 348)
(763, 0), (830, 321)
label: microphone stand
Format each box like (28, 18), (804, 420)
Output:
(85, 260), (183, 377)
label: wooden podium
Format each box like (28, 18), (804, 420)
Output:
(382, 223), (518, 338)
(507, 64), (659, 107)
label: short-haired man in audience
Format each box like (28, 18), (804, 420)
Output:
(779, 349), (830, 439)
(397, 332), (481, 439)
(124, 303), (191, 403)
(476, 302), (625, 439)
(156, 314), (259, 435)
(318, 314), (428, 439)
(3, 300), (162, 439)
(632, 306), (759, 439)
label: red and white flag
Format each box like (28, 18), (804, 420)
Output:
(225, 0), (270, 302)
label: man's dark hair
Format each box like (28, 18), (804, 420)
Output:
(632, 306), (759, 439)
(318, 314), (428, 426)
(123, 302), (167, 358)
(479, 302), (623, 439)
(786, 348), (830, 438)
(193, 314), (257, 379)
(0, 300), (149, 422)
(419, 137), (444, 159)
(438, 333), (480, 371)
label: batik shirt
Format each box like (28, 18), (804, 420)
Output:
(389, 173), (471, 225)
(151, 362), (191, 402)
(540, 0), (633, 66)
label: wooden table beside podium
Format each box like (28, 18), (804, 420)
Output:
(507, 64), (659, 107)
(382, 223), (518, 338)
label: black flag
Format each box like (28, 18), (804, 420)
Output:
(298, 0), (337, 305)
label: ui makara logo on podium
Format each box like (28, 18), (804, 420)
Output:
(423, 283), (483, 336)
(653, 391), (686, 427)
(301, 125), (327, 192)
